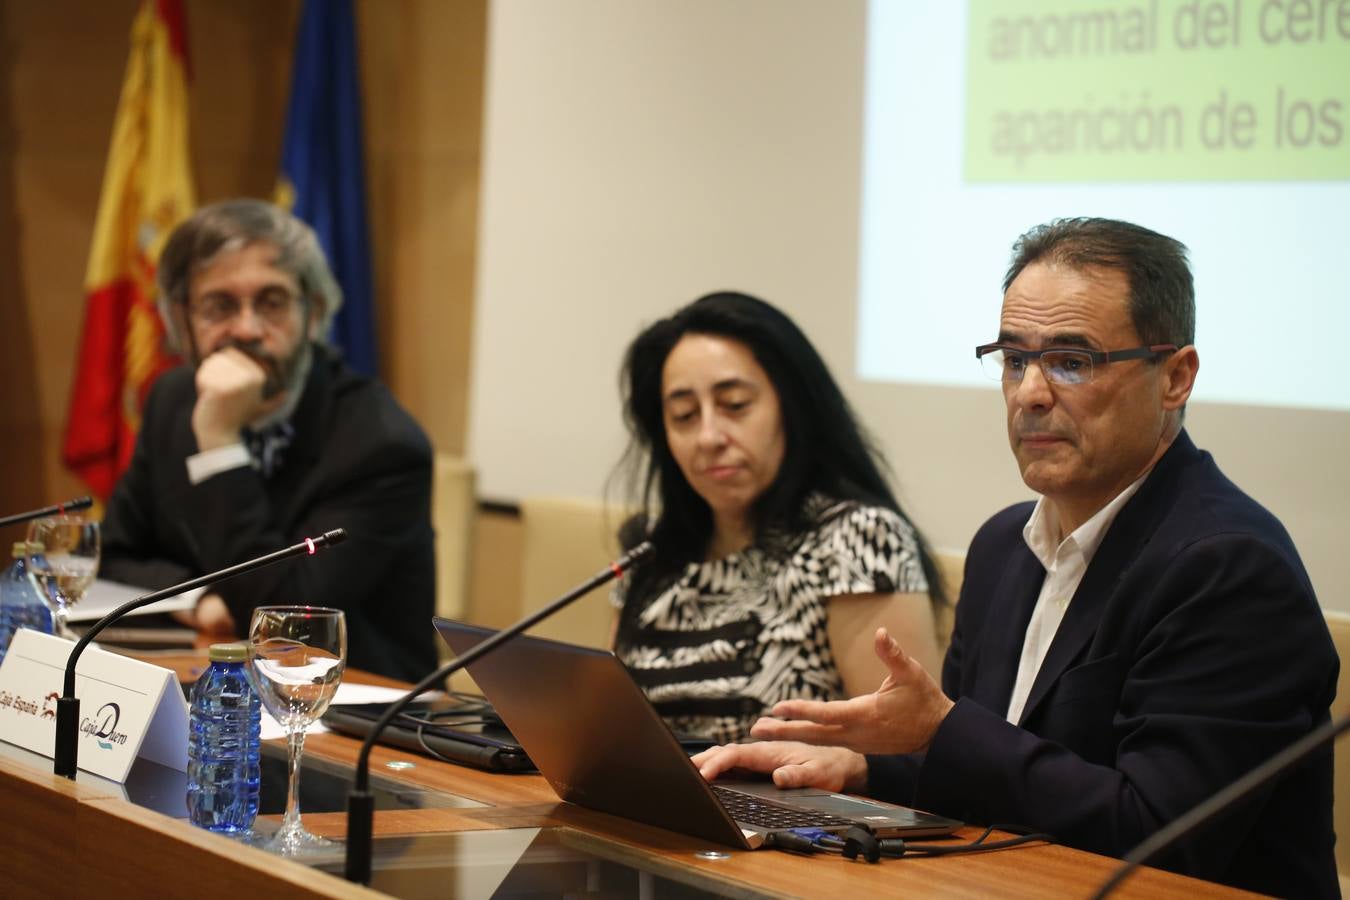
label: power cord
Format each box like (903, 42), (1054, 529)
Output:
(767, 824), (1055, 862)
(393, 693), (511, 764)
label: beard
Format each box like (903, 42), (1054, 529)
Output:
(211, 335), (312, 399)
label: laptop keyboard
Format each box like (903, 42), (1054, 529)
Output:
(712, 786), (855, 830)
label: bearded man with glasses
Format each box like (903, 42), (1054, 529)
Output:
(99, 200), (437, 682)
(693, 218), (1337, 897)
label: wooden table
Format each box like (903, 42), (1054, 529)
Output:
(0, 650), (1260, 899)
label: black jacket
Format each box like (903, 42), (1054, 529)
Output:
(868, 431), (1338, 897)
(101, 345), (438, 682)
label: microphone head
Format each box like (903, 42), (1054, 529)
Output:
(621, 540), (655, 569)
(321, 528), (348, 547)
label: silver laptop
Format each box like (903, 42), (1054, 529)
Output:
(433, 618), (962, 849)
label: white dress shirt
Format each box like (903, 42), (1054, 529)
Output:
(185, 442), (253, 485)
(1004, 474), (1147, 724)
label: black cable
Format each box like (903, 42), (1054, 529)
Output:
(763, 830), (823, 855)
(398, 693), (506, 760)
(423, 707), (503, 727)
(410, 720), (498, 764)
(435, 691), (499, 715)
(842, 825), (881, 862)
(882, 832), (1054, 857)
(809, 823), (1054, 862)
(406, 715), (494, 729)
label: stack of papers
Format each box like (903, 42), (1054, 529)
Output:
(259, 683), (441, 740)
(68, 579), (203, 623)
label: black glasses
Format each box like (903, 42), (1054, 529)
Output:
(188, 287), (299, 328)
(975, 343), (1177, 385)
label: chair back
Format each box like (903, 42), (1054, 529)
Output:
(519, 496), (625, 649)
(432, 454), (476, 661)
(932, 550), (966, 659)
(1324, 609), (1350, 883)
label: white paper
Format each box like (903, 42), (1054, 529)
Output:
(329, 683), (443, 706)
(259, 710), (329, 741)
(67, 579), (204, 623)
(255, 684), (443, 741)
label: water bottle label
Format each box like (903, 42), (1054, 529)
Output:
(187, 660), (261, 833)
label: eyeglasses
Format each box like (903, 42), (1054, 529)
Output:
(975, 343), (1177, 385)
(187, 288), (299, 328)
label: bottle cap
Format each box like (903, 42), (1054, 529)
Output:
(10, 542), (24, 558)
(207, 642), (250, 663)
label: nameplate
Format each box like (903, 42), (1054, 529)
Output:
(0, 629), (189, 782)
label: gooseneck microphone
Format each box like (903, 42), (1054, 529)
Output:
(0, 496), (94, 528)
(53, 528), (348, 779)
(1091, 713), (1350, 898)
(343, 540), (655, 885)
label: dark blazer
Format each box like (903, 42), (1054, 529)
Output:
(868, 431), (1338, 897)
(101, 345), (438, 682)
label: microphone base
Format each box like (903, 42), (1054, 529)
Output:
(344, 790), (375, 884)
(54, 696), (81, 779)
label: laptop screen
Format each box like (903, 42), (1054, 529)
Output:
(434, 617), (750, 846)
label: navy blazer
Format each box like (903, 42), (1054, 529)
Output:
(868, 431), (1337, 897)
(101, 344), (438, 682)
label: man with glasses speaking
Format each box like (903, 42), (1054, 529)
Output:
(99, 199), (437, 682)
(693, 218), (1337, 896)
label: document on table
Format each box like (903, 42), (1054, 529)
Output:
(258, 683), (442, 740)
(68, 579), (204, 622)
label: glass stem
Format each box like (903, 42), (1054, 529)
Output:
(53, 602), (71, 639)
(282, 728), (307, 834)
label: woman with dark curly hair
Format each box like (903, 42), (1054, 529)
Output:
(612, 291), (945, 743)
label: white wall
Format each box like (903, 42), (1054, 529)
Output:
(469, 0), (1350, 609)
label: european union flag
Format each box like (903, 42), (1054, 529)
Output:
(277, 0), (377, 376)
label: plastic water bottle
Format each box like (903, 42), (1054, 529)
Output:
(0, 542), (54, 663)
(186, 642), (261, 834)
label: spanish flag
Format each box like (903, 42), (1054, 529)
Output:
(62, 0), (196, 498)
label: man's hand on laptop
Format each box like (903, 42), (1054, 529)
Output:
(691, 741), (868, 793)
(751, 626), (954, 755)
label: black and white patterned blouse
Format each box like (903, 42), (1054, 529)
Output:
(612, 497), (928, 743)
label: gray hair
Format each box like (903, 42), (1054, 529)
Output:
(156, 199), (344, 351)
(1003, 217), (1195, 348)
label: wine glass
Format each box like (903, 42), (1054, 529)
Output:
(26, 515), (101, 639)
(247, 606), (346, 856)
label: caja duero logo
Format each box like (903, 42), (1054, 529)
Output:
(81, 702), (128, 750)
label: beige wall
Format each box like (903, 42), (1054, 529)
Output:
(468, 0), (1350, 611)
(358, 0), (483, 456)
(5, 1), (1346, 618)
(0, 1), (483, 548)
